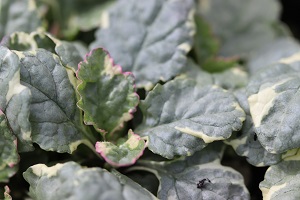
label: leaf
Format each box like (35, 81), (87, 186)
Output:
(137, 143), (250, 200)
(259, 153), (300, 200)
(192, 15), (219, 64)
(211, 67), (248, 90)
(37, 0), (115, 39)
(0, 46), (33, 151)
(0, 110), (19, 183)
(0, 186), (12, 200)
(225, 89), (282, 166)
(0, 0), (44, 39)
(247, 58), (300, 153)
(6, 31), (87, 72)
(76, 48), (139, 134)
(197, 0), (288, 58)
(23, 161), (157, 200)
(15, 49), (85, 153)
(95, 130), (146, 167)
(192, 15), (238, 73)
(182, 59), (247, 90)
(54, 40), (88, 72)
(90, 0), (195, 89)
(136, 77), (245, 158)
(247, 37), (300, 75)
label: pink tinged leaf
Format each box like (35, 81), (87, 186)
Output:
(95, 130), (146, 167)
(76, 48), (139, 135)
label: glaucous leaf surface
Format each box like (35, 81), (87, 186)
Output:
(247, 56), (300, 153)
(15, 49), (85, 153)
(136, 77), (245, 158)
(90, 0), (195, 89)
(182, 59), (247, 90)
(0, 0), (43, 40)
(77, 48), (139, 134)
(138, 143), (250, 200)
(23, 161), (157, 200)
(247, 37), (300, 75)
(95, 130), (146, 167)
(0, 46), (33, 151)
(0, 111), (18, 182)
(225, 90), (282, 166)
(260, 150), (300, 200)
(197, 0), (287, 58)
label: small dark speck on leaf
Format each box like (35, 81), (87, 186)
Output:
(197, 178), (211, 189)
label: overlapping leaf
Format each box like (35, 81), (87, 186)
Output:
(247, 37), (300, 75)
(23, 161), (157, 200)
(6, 31), (87, 72)
(0, 111), (18, 182)
(247, 56), (300, 153)
(15, 49), (85, 153)
(0, 0), (44, 40)
(90, 0), (195, 89)
(76, 48), (139, 134)
(197, 0), (287, 58)
(0, 46), (33, 151)
(95, 130), (146, 167)
(182, 59), (247, 90)
(136, 77), (245, 158)
(225, 89), (282, 166)
(136, 143), (250, 200)
(259, 150), (300, 200)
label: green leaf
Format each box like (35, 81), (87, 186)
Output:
(90, 0), (195, 89)
(136, 77), (245, 158)
(95, 130), (146, 167)
(197, 0), (288, 58)
(0, 111), (18, 183)
(77, 48), (139, 135)
(192, 15), (219, 65)
(0, 46), (33, 151)
(137, 143), (250, 200)
(225, 89), (282, 166)
(259, 152), (300, 200)
(0, 0), (44, 39)
(23, 161), (157, 200)
(15, 49), (85, 153)
(247, 58), (300, 153)
(36, 0), (115, 39)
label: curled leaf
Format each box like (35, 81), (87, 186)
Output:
(95, 130), (146, 167)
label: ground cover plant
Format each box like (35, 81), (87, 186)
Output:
(1, 0), (300, 199)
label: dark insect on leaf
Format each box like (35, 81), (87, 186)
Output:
(254, 133), (257, 141)
(197, 178), (211, 189)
